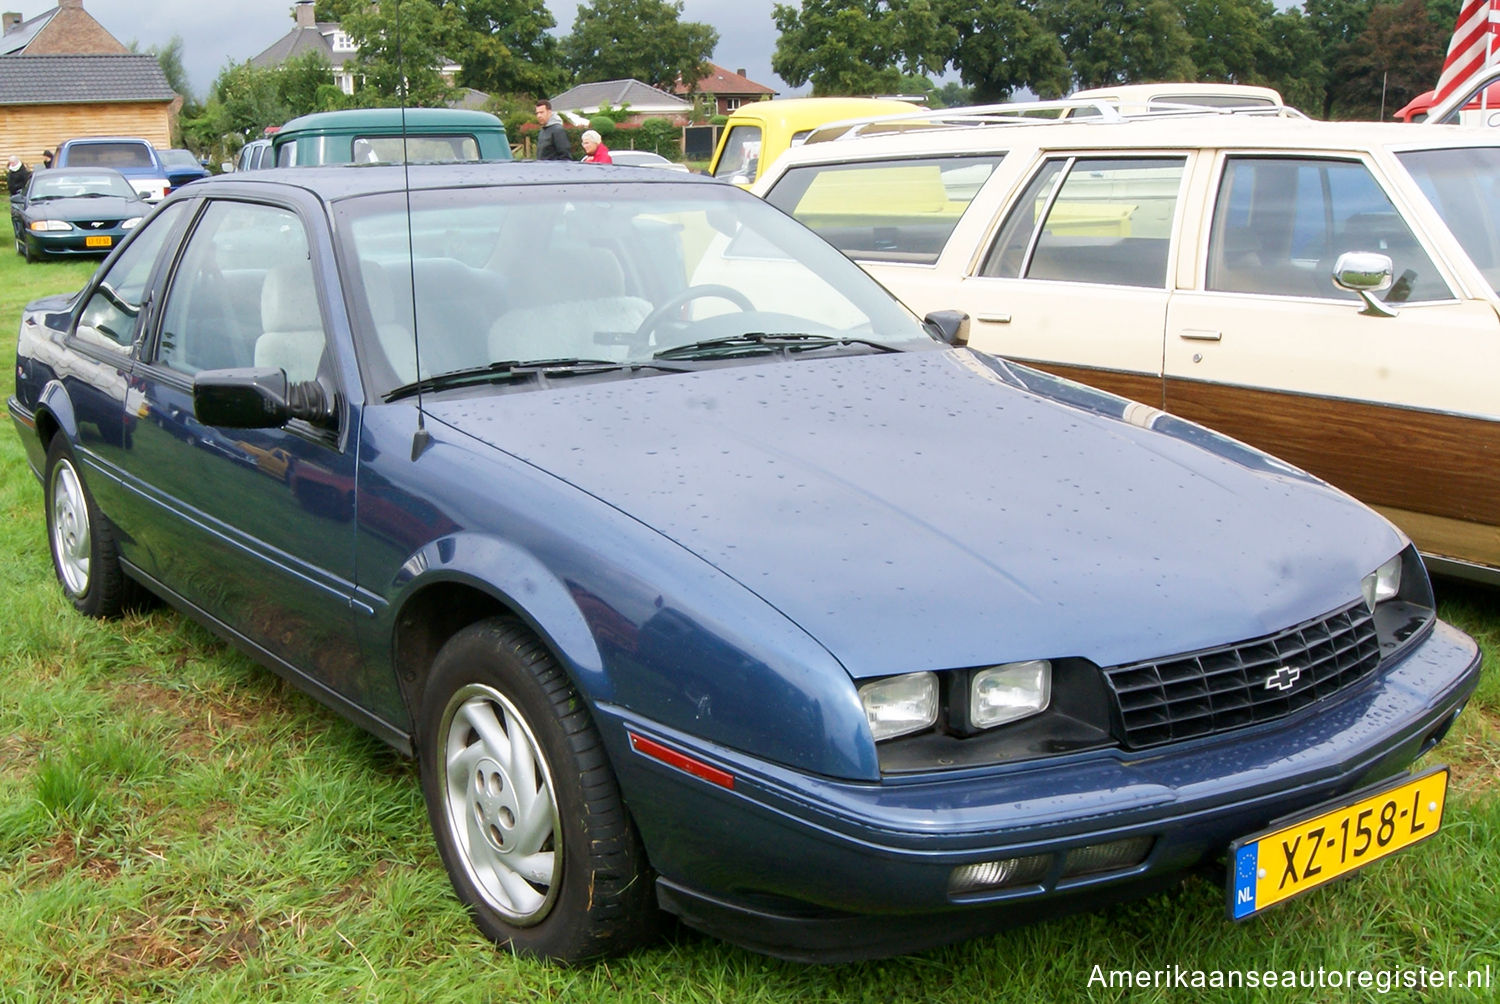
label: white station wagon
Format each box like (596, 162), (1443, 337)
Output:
(757, 105), (1500, 582)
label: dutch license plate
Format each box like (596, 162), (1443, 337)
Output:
(1228, 766), (1447, 919)
(84, 235), (112, 248)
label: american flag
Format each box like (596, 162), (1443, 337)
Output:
(1433, 0), (1500, 105)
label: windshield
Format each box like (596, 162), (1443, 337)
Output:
(30, 171), (138, 201)
(1398, 146), (1500, 296)
(335, 182), (934, 397)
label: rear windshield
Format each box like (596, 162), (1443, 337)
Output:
(64, 142), (154, 168)
(764, 155), (1004, 264)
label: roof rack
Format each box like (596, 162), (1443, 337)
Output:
(805, 96), (1307, 145)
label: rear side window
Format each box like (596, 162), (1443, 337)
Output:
(765, 156), (1003, 264)
(1206, 156), (1451, 302)
(981, 156), (1186, 288)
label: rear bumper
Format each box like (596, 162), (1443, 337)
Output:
(598, 619), (1480, 961)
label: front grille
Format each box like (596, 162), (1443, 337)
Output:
(80, 219), (122, 230)
(1102, 601), (1382, 748)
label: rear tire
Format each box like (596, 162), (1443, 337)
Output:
(418, 618), (655, 962)
(45, 437), (128, 617)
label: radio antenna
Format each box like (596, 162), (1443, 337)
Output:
(394, 0), (431, 459)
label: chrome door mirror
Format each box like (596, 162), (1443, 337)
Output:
(1331, 251), (1397, 318)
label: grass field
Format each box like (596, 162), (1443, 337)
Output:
(0, 248), (1496, 1003)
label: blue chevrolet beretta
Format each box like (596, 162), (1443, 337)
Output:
(8, 163), (1481, 962)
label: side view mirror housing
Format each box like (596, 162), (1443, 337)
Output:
(194, 367), (335, 429)
(925, 309), (970, 346)
(1331, 251), (1397, 318)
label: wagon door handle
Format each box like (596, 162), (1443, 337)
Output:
(976, 313), (1012, 324)
(1178, 329), (1222, 341)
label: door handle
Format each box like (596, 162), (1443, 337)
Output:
(976, 313), (1012, 324)
(1178, 329), (1222, 341)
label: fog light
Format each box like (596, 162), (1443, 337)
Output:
(1360, 554), (1403, 612)
(970, 660), (1051, 729)
(948, 854), (1050, 895)
(1060, 836), (1154, 878)
(858, 672), (938, 741)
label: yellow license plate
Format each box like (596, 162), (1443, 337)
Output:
(84, 235), (113, 248)
(1229, 766), (1446, 918)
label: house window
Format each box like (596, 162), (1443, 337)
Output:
(724, 98), (743, 111)
(331, 32), (355, 52)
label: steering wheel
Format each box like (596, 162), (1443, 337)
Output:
(634, 284), (755, 342)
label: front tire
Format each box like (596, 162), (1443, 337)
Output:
(418, 618), (655, 961)
(45, 437), (128, 617)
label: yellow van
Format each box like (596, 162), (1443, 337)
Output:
(708, 97), (918, 187)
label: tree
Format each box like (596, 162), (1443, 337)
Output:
(948, 0), (1071, 100)
(341, 0), (460, 106)
(562, 0), (718, 90)
(1331, 0), (1449, 118)
(446, 0), (570, 98)
(1035, 0), (1195, 89)
(772, 0), (954, 96)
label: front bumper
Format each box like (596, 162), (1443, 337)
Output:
(597, 619), (1480, 961)
(26, 231), (124, 257)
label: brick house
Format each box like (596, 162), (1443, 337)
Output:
(1, 0), (125, 56)
(673, 63), (776, 117)
(1, 1), (177, 161)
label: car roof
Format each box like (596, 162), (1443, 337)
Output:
(766, 112), (1500, 170)
(725, 97), (920, 130)
(171, 161), (718, 202)
(277, 108), (505, 132)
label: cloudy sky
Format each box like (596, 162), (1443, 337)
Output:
(71, 0), (799, 100)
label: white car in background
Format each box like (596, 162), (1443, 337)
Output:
(756, 104), (1500, 582)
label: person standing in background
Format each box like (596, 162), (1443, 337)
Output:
(580, 130), (612, 164)
(7, 154), (31, 196)
(535, 100), (572, 161)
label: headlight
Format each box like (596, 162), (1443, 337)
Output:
(29, 220), (71, 232)
(121, 217), (143, 230)
(970, 660), (1051, 729)
(1361, 554), (1403, 612)
(858, 672), (937, 741)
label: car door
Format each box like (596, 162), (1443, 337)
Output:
(121, 197), (372, 703)
(954, 154), (1193, 407)
(1163, 152), (1500, 569)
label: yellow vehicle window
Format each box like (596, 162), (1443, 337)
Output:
(713, 126), (763, 180)
(765, 156), (1003, 265)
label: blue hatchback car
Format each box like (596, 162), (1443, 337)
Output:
(8, 164), (1480, 962)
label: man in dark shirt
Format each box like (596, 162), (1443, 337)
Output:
(535, 100), (572, 161)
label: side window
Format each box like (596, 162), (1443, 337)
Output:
(712, 125), (762, 180)
(75, 202), (188, 351)
(157, 202), (329, 382)
(980, 157), (1185, 288)
(1206, 157), (1451, 302)
(763, 156), (1004, 264)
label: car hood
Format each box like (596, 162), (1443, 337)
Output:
(25, 195), (144, 220)
(428, 349), (1403, 678)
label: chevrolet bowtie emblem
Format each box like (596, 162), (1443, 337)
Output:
(1264, 665), (1302, 691)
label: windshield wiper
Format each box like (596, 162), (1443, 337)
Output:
(653, 332), (901, 361)
(383, 357), (695, 402)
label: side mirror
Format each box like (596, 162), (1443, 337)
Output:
(1331, 251), (1397, 318)
(194, 367), (335, 429)
(924, 309), (970, 346)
